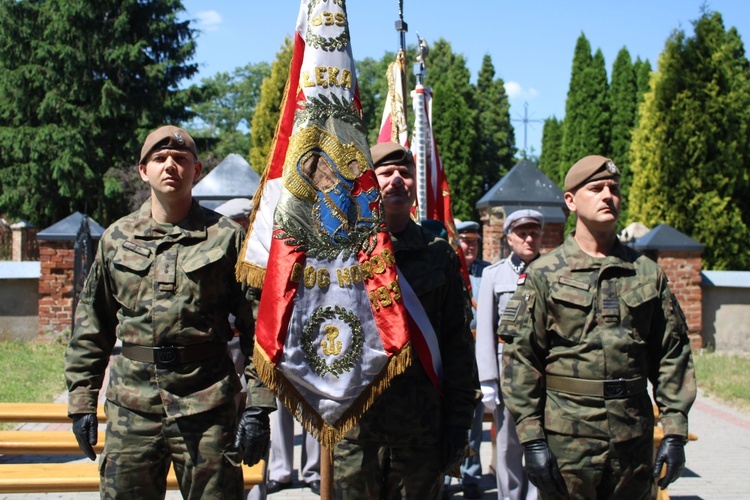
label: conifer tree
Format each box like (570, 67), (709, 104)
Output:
(425, 38), (479, 221)
(560, 33), (594, 182)
(629, 11), (750, 269)
(539, 117), (564, 187)
(609, 47), (637, 227)
(0, 0), (197, 226)
(248, 38), (293, 175)
(475, 54), (516, 192)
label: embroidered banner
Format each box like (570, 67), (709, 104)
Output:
(377, 49), (409, 146)
(237, 0), (419, 448)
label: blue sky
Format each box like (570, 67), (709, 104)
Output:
(180, 1), (750, 157)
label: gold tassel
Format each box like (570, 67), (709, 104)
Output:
(254, 344), (414, 449)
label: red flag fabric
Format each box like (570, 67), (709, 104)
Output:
(237, 0), (430, 448)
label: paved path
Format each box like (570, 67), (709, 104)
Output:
(2, 389), (749, 499)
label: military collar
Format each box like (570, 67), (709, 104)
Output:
(133, 199), (208, 240)
(563, 233), (635, 271)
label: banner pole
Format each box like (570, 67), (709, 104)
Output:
(321, 444), (334, 499)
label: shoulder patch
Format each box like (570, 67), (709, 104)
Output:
(517, 273), (527, 286)
(501, 299), (522, 324)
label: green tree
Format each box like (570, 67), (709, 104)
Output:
(356, 55), (392, 146)
(425, 38), (479, 221)
(248, 38), (293, 175)
(633, 57), (653, 108)
(629, 11), (750, 269)
(0, 0), (197, 227)
(609, 47), (637, 227)
(560, 33), (594, 182)
(475, 54), (516, 192)
(539, 117), (564, 187)
(185, 62), (271, 161)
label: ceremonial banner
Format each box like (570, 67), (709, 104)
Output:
(411, 83), (469, 286)
(237, 0), (422, 447)
(376, 50), (409, 146)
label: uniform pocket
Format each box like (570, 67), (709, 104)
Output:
(549, 284), (593, 344)
(111, 247), (151, 310)
(620, 283), (659, 342)
(181, 247), (227, 308)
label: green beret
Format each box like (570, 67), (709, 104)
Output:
(370, 142), (414, 168)
(564, 155), (620, 191)
(140, 125), (198, 164)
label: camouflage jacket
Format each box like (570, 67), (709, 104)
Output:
(65, 199), (275, 418)
(500, 234), (696, 444)
(347, 221), (480, 443)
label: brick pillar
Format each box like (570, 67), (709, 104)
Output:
(656, 250), (703, 350)
(540, 222), (565, 255)
(478, 206), (504, 263)
(11, 221), (38, 261)
(37, 241), (75, 337)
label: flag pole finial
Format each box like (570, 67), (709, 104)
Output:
(396, 0), (408, 52)
(415, 34), (428, 84)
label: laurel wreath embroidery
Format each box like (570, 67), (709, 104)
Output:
(302, 305), (364, 377)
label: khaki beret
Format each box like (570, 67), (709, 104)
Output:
(564, 155), (620, 191)
(370, 142), (415, 168)
(140, 125), (198, 164)
(503, 209), (544, 234)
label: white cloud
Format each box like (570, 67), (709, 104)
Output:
(196, 10), (222, 32)
(505, 81), (539, 101)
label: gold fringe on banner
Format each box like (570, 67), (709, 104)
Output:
(254, 342), (413, 449)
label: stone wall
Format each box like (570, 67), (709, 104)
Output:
(37, 241), (75, 337)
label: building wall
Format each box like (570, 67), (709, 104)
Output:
(702, 287), (750, 353)
(0, 278), (39, 341)
(478, 206), (566, 263)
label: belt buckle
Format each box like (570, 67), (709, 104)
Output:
(154, 346), (180, 365)
(603, 378), (627, 399)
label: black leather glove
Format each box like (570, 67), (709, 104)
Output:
(652, 434), (687, 489)
(71, 413), (98, 461)
(441, 425), (469, 472)
(233, 407), (271, 466)
(523, 439), (567, 496)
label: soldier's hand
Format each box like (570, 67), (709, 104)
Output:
(233, 407), (270, 466)
(71, 413), (98, 461)
(523, 439), (567, 496)
(441, 425), (470, 472)
(653, 434), (687, 489)
(480, 381), (499, 411)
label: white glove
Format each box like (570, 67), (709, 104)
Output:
(481, 381), (499, 411)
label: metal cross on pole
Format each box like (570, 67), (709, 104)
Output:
(512, 102), (543, 158)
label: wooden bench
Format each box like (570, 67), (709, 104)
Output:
(0, 403), (267, 494)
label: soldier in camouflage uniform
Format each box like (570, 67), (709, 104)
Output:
(333, 142), (480, 499)
(64, 126), (276, 499)
(499, 155), (696, 500)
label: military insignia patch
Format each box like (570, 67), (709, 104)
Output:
(173, 131), (186, 146)
(607, 160), (617, 173)
(501, 299), (521, 324)
(517, 273), (527, 286)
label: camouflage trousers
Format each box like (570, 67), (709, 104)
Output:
(99, 400), (244, 499)
(333, 437), (444, 499)
(543, 432), (655, 500)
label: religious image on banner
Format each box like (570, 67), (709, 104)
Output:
(236, 0), (438, 448)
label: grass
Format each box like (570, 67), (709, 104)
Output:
(693, 351), (750, 413)
(0, 340), (67, 428)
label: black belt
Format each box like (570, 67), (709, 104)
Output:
(121, 342), (226, 366)
(546, 374), (646, 399)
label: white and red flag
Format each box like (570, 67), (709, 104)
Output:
(411, 83), (469, 285)
(237, 0), (434, 447)
(377, 50), (409, 146)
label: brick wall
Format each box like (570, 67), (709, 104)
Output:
(37, 241), (75, 337)
(656, 250), (703, 350)
(479, 206), (565, 262)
